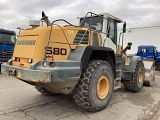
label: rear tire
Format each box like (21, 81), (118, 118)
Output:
(123, 61), (145, 92)
(73, 60), (114, 112)
(35, 85), (56, 96)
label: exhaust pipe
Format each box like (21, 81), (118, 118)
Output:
(41, 11), (52, 26)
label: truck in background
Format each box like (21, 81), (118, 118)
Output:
(0, 29), (16, 72)
(136, 45), (160, 69)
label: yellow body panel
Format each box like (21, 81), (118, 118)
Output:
(14, 35), (38, 58)
(12, 26), (90, 68)
(46, 43), (71, 60)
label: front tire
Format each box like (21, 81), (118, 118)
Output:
(123, 61), (145, 92)
(73, 60), (114, 112)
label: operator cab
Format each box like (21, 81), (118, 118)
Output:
(79, 12), (124, 53)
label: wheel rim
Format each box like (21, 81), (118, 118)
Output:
(138, 70), (143, 84)
(97, 75), (110, 99)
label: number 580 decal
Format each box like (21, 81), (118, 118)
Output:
(46, 47), (67, 55)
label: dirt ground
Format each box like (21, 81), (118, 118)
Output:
(0, 71), (160, 120)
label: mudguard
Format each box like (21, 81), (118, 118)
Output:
(122, 55), (141, 72)
(68, 45), (115, 69)
(121, 55), (142, 80)
(68, 45), (116, 78)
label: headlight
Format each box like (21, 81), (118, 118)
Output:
(13, 57), (20, 62)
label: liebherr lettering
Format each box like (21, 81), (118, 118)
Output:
(16, 40), (36, 45)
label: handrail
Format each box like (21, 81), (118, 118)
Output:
(44, 19), (82, 60)
(43, 12), (114, 60)
(51, 19), (74, 26)
(79, 12), (108, 27)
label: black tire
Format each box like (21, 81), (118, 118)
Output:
(73, 60), (114, 112)
(123, 61), (145, 92)
(35, 85), (56, 96)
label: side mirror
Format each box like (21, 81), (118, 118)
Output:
(127, 46), (131, 50)
(123, 22), (126, 33)
(127, 42), (132, 50)
(128, 42), (132, 46)
(121, 42), (132, 54)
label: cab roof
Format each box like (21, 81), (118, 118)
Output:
(78, 12), (122, 23)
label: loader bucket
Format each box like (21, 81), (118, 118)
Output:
(143, 60), (155, 86)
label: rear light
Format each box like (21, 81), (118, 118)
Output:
(28, 59), (32, 63)
(17, 58), (20, 62)
(49, 61), (55, 67)
(13, 57), (20, 62)
(42, 61), (56, 67)
(49, 58), (55, 67)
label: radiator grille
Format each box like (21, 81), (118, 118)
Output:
(73, 30), (89, 44)
(0, 50), (13, 62)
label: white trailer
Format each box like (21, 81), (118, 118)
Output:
(118, 26), (160, 54)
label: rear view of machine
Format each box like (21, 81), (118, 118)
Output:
(1, 11), (155, 112)
(0, 29), (16, 72)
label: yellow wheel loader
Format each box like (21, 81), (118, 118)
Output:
(1, 12), (155, 112)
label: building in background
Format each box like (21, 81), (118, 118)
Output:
(118, 26), (160, 54)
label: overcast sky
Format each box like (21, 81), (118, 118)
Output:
(0, 0), (160, 33)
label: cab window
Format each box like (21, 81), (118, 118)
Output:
(80, 16), (103, 31)
(107, 20), (117, 44)
(139, 48), (149, 53)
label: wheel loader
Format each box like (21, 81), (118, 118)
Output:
(1, 11), (155, 112)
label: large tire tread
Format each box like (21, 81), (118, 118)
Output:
(73, 60), (113, 112)
(123, 61), (144, 92)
